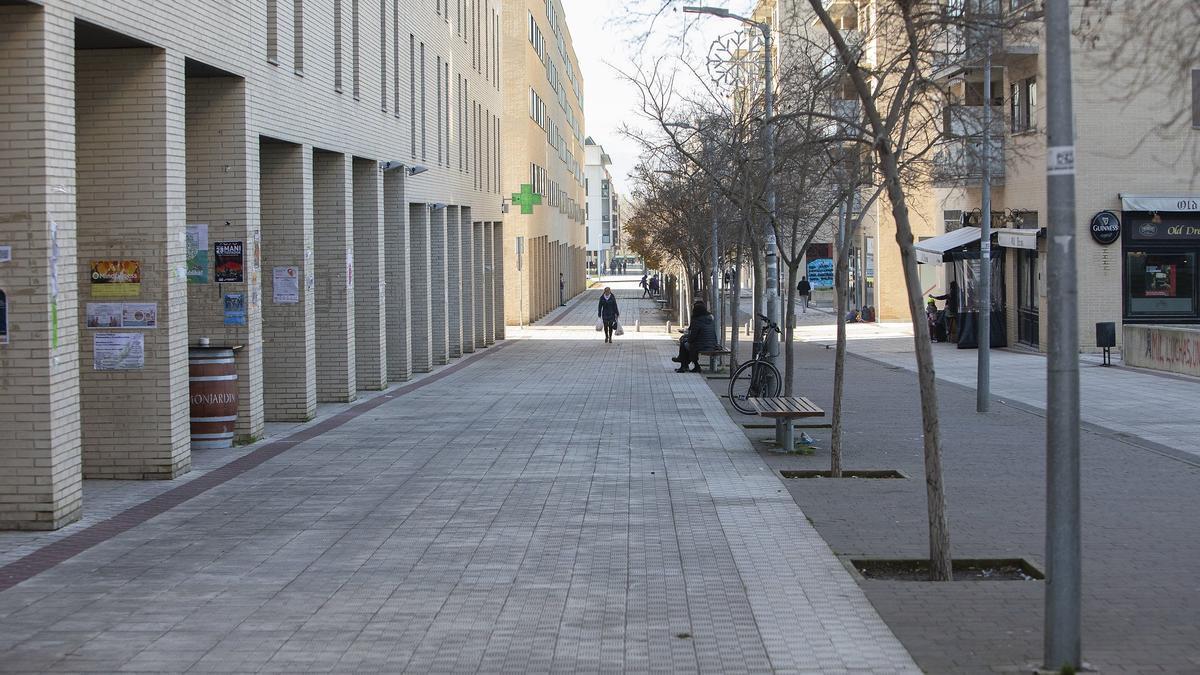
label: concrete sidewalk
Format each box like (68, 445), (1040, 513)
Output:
(0, 283), (917, 673)
(790, 315), (1200, 461)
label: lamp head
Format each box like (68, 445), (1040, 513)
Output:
(408, 164), (429, 176)
(682, 5), (730, 17)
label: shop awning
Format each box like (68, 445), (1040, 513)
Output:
(916, 226), (981, 265)
(1119, 194), (1200, 212)
(996, 228), (1044, 250)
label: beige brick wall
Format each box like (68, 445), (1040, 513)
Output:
(76, 47), (191, 480)
(185, 75), (266, 442)
(384, 169), (411, 382)
(461, 209), (476, 352)
(0, 5), (83, 528)
(447, 205), (463, 357)
(314, 149), (356, 401)
(409, 203), (433, 373)
(352, 157), (387, 390)
(430, 208), (450, 364)
(261, 140), (317, 421)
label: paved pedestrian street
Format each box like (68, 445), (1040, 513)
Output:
(0, 286), (917, 673)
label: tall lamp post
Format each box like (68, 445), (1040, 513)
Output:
(683, 5), (779, 365)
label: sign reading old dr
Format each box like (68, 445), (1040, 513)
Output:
(1090, 211), (1121, 245)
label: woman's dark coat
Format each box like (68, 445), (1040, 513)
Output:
(598, 294), (620, 322)
(685, 312), (720, 353)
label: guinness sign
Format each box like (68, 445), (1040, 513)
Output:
(1090, 211), (1121, 245)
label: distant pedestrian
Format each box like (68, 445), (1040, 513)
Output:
(797, 275), (812, 313)
(598, 287), (620, 343)
(559, 273), (566, 306)
(649, 275), (660, 298)
(932, 281), (960, 342)
(640, 274), (650, 298)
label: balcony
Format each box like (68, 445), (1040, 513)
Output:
(932, 135), (1005, 187)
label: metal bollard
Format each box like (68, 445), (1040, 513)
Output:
(635, 319), (641, 332)
(745, 321), (751, 336)
(666, 321), (671, 334)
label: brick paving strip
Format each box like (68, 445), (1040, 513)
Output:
(0, 283), (919, 673)
(0, 341), (513, 594)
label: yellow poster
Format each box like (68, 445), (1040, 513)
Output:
(90, 260), (141, 298)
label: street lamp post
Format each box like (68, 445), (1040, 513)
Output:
(683, 5), (778, 365)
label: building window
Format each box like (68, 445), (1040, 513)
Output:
(409, 35), (416, 156)
(1126, 251), (1196, 317)
(1011, 76), (1036, 133)
(334, 0), (343, 91)
(267, 0), (279, 64)
(293, 0), (304, 72)
(944, 209), (963, 232)
(420, 42), (427, 161)
(437, 56), (443, 167)
(444, 61), (450, 166)
(351, 0), (360, 99)
(392, 1), (399, 116)
(1193, 69), (1200, 128)
(379, 0), (386, 110)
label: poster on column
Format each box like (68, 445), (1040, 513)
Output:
(806, 258), (835, 290)
(122, 303), (158, 329)
(214, 241), (245, 283)
(273, 266), (300, 304)
(186, 224), (209, 283)
(90, 260), (141, 298)
(94, 333), (144, 370)
(223, 293), (246, 325)
(86, 303), (125, 328)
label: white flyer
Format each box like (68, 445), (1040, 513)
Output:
(0, 246), (11, 263)
(86, 303), (125, 329)
(94, 333), (145, 370)
(273, 266), (300, 304)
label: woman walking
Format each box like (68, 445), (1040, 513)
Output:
(598, 287), (620, 343)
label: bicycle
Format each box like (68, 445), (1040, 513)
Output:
(727, 314), (782, 414)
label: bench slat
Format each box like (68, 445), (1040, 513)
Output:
(749, 396), (825, 418)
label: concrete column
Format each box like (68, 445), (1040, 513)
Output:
(0, 6), (82, 529)
(383, 169), (410, 381)
(260, 139), (316, 421)
(186, 74), (264, 443)
(447, 206), (462, 358)
(353, 158), (386, 390)
(460, 209), (475, 353)
(493, 223), (505, 340)
(314, 150), (355, 402)
(430, 208), (449, 365)
(408, 204), (432, 373)
(473, 221), (486, 349)
(76, 47), (190, 479)
(482, 222), (495, 345)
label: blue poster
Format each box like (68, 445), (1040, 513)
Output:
(807, 258), (834, 289)
(223, 293), (246, 326)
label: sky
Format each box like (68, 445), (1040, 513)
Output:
(564, 0), (754, 197)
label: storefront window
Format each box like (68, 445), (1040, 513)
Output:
(1126, 251), (1196, 316)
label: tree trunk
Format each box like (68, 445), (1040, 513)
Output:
(730, 236), (743, 368)
(831, 203), (850, 479)
(753, 253), (766, 345)
(783, 262), (799, 397)
(880, 148), (952, 582)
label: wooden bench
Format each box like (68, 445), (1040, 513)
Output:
(698, 347), (733, 374)
(750, 396), (826, 451)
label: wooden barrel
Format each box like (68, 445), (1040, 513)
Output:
(189, 347), (238, 449)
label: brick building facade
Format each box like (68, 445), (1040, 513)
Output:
(0, 0), (508, 530)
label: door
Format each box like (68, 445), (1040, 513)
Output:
(1017, 249), (1039, 347)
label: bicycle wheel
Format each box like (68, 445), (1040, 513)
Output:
(728, 360), (782, 414)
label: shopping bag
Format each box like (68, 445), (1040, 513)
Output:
(595, 319), (604, 332)
(613, 322), (624, 336)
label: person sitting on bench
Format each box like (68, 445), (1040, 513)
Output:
(672, 300), (719, 373)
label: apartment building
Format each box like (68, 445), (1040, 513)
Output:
(584, 137), (622, 273)
(500, 0), (587, 325)
(0, 0), (504, 530)
(929, 1), (1200, 359)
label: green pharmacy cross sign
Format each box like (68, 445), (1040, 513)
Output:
(511, 184), (542, 215)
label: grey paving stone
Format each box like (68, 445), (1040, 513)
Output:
(0, 286), (916, 673)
